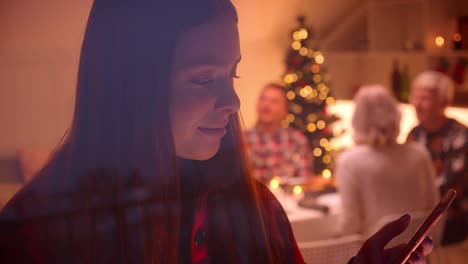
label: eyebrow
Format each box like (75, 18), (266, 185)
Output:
(177, 56), (242, 71)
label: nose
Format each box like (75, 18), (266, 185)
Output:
(215, 80), (240, 114)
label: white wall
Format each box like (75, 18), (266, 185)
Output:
(0, 0), (93, 158)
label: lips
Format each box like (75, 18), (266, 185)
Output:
(198, 127), (227, 137)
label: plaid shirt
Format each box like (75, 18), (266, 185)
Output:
(245, 127), (312, 184)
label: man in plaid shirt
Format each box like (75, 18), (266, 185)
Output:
(245, 83), (312, 185)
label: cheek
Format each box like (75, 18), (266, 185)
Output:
(171, 92), (214, 131)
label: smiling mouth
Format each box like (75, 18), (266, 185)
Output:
(198, 127), (227, 137)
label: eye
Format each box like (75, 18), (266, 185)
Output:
(191, 78), (215, 86)
(190, 74), (216, 86)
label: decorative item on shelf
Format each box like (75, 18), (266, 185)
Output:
(452, 57), (467, 86)
(400, 64), (410, 103)
(435, 57), (450, 75)
(281, 15), (341, 177)
(391, 59), (402, 101)
(453, 32), (462, 50)
(457, 15), (468, 50)
(390, 60), (410, 103)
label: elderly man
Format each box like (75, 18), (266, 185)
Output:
(406, 70), (468, 245)
(245, 83), (312, 184)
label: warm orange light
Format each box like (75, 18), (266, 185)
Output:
(311, 64), (320, 73)
(300, 87), (310, 97)
(293, 31), (301, 41)
(300, 86), (313, 97)
(453, 33), (462, 42)
(435, 36), (445, 47)
(299, 47), (308, 56)
(292, 41), (301, 50)
(287, 91), (296, 100)
(323, 155), (332, 164)
(307, 123), (317, 132)
(307, 114), (317, 122)
(269, 177), (280, 189)
(311, 89), (318, 98)
(320, 138), (329, 147)
(298, 28), (308, 39)
(322, 169), (331, 179)
(313, 148), (323, 157)
(326, 97), (335, 105)
(317, 120), (326, 129)
(291, 74), (298, 82)
(293, 185), (303, 195)
(319, 93), (328, 100)
(313, 74), (322, 83)
(315, 54), (325, 64)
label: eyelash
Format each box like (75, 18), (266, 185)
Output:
(191, 75), (240, 86)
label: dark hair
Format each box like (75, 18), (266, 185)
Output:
(2, 1), (291, 263)
(263, 82), (287, 93)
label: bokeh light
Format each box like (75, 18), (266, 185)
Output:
(322, 169), (331, 179)
(435, 36), (445, 47)
(313, 148), (323, 157)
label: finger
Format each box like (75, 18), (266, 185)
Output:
(414, 237), (433, 256)
(382, 244), (406, 262)
(408, 251), (425, 264)
(367, 214), (411, 250)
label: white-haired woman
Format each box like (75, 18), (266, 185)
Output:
(335, 85), (440, 239)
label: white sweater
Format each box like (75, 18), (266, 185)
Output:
(335, 142), (440, 236)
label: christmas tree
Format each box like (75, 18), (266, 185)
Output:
(281, 16), (339, 177)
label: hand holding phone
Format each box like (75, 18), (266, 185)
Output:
(394, 189), (457, 264)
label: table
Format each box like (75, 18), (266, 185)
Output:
(271, 188), (343, 242)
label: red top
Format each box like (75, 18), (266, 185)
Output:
(190, 187), (305, 264)
(0, 183), (305, 263)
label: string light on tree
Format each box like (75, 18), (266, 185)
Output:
(307, 123), (317, 132)
(322, 169), (332, 179)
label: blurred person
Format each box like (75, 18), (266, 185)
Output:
(0, 1), (433, 263)
(335, 85), (440, 237)
(245, 83), (312, 184)
(407, 70), (468, 245)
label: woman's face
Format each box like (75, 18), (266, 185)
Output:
(169, 15), (241, 160)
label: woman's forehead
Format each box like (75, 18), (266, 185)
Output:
(171, 16), (240, 70)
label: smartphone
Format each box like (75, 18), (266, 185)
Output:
(394, 188), (457, 264)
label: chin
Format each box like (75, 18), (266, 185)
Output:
(179, 143), (220, 161)
(194, 149), (218, 160)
